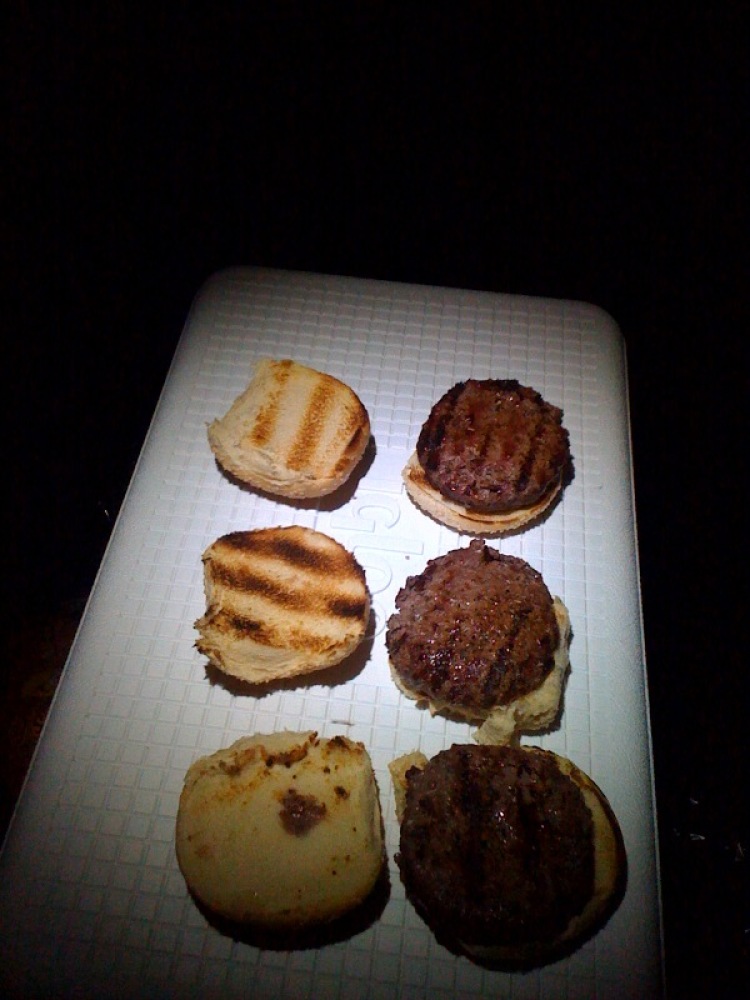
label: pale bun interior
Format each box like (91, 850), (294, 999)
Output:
(176, 731), (385, 931)
(208, 358), (371, 499)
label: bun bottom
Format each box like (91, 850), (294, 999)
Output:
(389, 746), (626, 968)
(402, 452), (562, 535)
(390, 598), (571, 745)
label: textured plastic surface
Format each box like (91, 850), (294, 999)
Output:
(0, 268), (663, 998)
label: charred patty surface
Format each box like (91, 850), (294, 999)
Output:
(416, 379), (570, 513)
(396, 744), (595, 951)
(386, 541), (559, 714)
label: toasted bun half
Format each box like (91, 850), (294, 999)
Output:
(208, 358), (371, 498)
(176, 731), (385, 930)
(403, 452), (562, 535)
(389, 744), (626, 967)
(195, 526), (370, 683)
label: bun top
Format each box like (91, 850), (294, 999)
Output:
(175, 731), (385, 930)
(208, 358), (371, 498)
(195, 526), (371, 683)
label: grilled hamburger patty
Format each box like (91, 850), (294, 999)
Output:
(416, 379), (570, 513)
(396, 744), (595, 951)
(386, 541), (559, 713)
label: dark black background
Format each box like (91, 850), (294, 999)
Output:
(5, 6), (747, 997)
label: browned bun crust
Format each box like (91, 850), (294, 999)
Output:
(403, 379), (570, 534)
(390, 744), (626, 967)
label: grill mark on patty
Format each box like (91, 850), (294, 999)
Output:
(484, 608), (529, 701)
(398, 745), (598, 952)
(420, 382), (464, 473)
(386, 542), (559, 712)
(512, 407), (544, 496)
(416, 379), (569, 513)
(477, 420), (494, 463)
(458, 749), (489, 907)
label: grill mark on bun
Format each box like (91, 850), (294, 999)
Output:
(222, 613), (270, 640)
(211, 567), (316, 610)
(334, 421), (368, 474)
(212, 566), (367, 622)
(248, 359), (293, 447)
(287, 381), (331, 471)
(218, 530), (354, 578)
(220, 611), (328, 652)
(328, 596), (369, 620)
(197, 526), (370, 676)
(208, 359), (371, 499)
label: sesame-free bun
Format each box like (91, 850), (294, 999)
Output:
(389, 744), (626, 967)
(176, 731), (385, 931)
(195, 526), (370, 684)
(208, 358), (371, 499)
